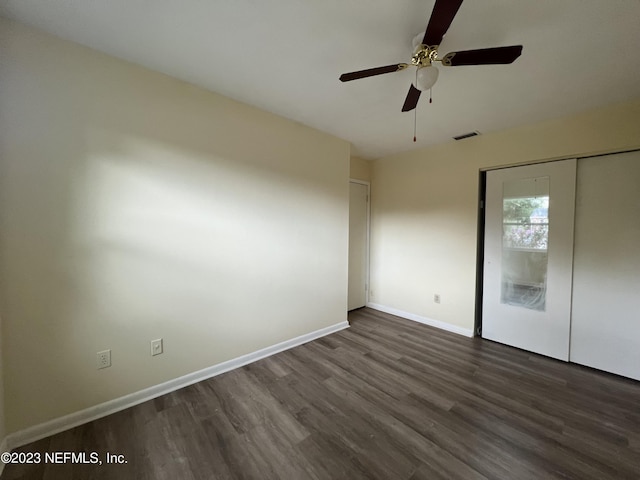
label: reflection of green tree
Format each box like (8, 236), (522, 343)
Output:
(503, 197), (548, 249)
(503, 198), (545, 223)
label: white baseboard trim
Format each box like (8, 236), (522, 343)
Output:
(5, 320), (349, 451)
(366, 302), (474, 338)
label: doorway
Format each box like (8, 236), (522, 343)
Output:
(348, 180), (370, 311)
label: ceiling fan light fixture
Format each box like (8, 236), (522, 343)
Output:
(338, 0), (523, 115)
(412, 31), (426, 50)
(415, 65), (439, 91)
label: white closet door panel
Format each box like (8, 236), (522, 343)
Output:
(483, 159), (576, 361)
(570, 151), (640, 381)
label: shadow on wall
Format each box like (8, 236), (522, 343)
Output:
(0, 18), (349, 433)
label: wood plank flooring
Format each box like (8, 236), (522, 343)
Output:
(3, 307), (640, 479)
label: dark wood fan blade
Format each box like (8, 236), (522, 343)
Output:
(339, 63), (408, 82)
(442, 45), (523, 66)
(422, 0), (464, 46)
(401, 84), (421, 112)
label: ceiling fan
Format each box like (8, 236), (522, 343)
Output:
(339, 0), (523, 113)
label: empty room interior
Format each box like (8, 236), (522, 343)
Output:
(1, 1), (639, 479)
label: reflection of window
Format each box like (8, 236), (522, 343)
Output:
(502, 197), (549, 250)
(501, 177), (549, 311)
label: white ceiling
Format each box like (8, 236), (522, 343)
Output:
(2, 0), (640, 159)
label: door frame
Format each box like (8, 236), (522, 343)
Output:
(473, 171), (487, 336)
(349, 179), (371, 308)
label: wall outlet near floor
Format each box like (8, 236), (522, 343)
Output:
(97, 349), (111, 369)
(434, 294), (441, 304)
(151, 338), (163, 356)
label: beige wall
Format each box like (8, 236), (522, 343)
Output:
(0, 315), (4, 445)
(370, 98), (640, 330)
(350, 156), (371, 182)
(0, 18), (350, 434)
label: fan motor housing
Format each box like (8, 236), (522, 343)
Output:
(412, 45), (439, 67)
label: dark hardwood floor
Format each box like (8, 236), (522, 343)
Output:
(4, 307), (640, 479)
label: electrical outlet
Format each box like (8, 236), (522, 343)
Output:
(434, 294), (441, 304)
(97, 349), (111, 369)
(151, 338), (163, 356)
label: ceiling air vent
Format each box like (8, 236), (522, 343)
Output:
(453, 131), (480, 141)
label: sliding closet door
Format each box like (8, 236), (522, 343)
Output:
(570, 152), (640, 380)
(482, 159), (576, 361)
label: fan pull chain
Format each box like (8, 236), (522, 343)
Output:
(413, 69), (418, 142)
(430, 87), (432, 103)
